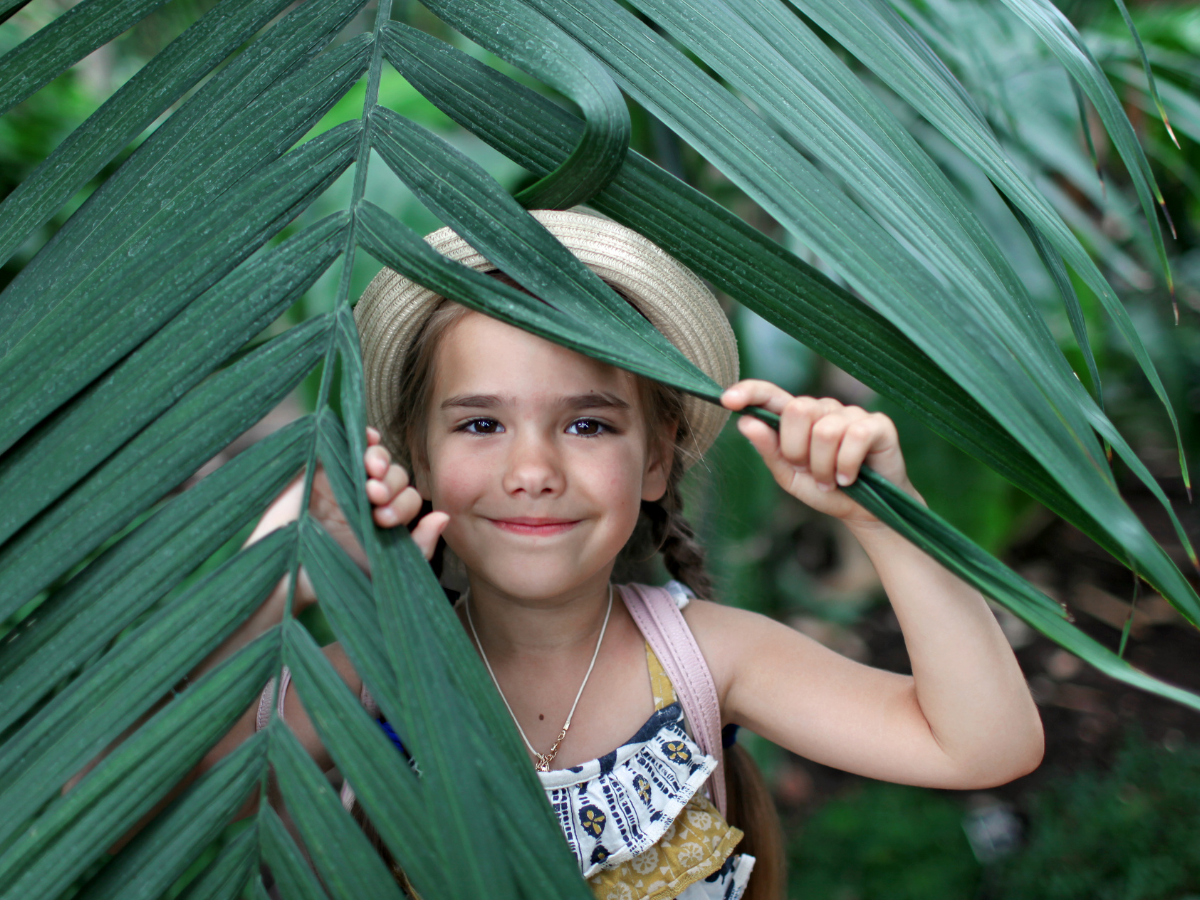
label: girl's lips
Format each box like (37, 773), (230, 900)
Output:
(488, 517), (580, 536)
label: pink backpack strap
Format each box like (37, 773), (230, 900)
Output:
(618, 583), (726, 817)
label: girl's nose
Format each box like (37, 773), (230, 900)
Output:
(502, 434), (565, 498)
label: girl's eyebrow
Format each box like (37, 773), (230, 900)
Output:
(565, 392), (631, 412)
(441, 394), (501, 410)
(439, 392), (631, 411)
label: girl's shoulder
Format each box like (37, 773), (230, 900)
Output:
(681, 600), (763, 720)
(679, 597), (807, 717)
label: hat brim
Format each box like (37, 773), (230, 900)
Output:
(355, 209), (739, 464)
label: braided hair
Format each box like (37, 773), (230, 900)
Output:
(619, 376), (715, 600)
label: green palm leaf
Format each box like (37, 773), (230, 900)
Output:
(787, 0), (1189, 484)
(381, 13), (1200, 623)
(1, 0), (1197, 895)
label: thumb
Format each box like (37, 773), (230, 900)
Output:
(411, 511), (450, 561)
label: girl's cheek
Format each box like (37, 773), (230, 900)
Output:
(424, 441), (492, 509)
(428, 468), (483, 512)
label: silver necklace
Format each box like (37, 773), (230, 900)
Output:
(466, 584), (614, 772)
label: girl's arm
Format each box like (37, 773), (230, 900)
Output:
(700, 381), (1043, 790)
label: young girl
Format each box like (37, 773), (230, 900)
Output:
(192, 210), (1043, 900)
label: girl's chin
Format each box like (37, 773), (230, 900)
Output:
(461, 560), (613, 604)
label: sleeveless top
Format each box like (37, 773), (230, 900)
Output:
(544, 643), (755, 900)
(294, 585), (755, 899)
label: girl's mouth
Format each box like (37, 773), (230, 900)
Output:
(487, 517), (580, 536)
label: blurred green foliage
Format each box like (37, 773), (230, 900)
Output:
(788, 782), (980, 900)
(996, 733), (1200, 900)
(787, 733), (1200, 900)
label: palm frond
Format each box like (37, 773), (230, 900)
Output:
(1, 0), (1197, 895)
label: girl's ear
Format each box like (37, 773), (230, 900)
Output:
(641, 423), (678, 503)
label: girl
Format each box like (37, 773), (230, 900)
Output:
(188, 210), (1043, 899)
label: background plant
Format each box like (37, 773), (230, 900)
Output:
(0, 0), (1197, 897)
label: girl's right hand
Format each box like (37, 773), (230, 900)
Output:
(363, 427), (449, 561)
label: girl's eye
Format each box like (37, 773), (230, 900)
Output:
(461, 418), (504, 434)
(567, 418), (609, 437)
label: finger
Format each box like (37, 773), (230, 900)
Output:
(778, 397), (842, 470)
(363, 443), (391, 480)
(366, 427), (381, 446)
(809, 411), (859, 489)
(367, 463), (410, 506)
(737, 415), (796, 489)
(411, 511), (450, 561)
(836, 413), (892, 487)
(373, 485), (423, 528)
(720, 379), (795, 415)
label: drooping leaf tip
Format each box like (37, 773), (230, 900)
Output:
(1159, 106), (1181, 150)
(1161, 197), (1178, 241)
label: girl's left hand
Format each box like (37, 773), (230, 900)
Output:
(721, 380), (921, 528)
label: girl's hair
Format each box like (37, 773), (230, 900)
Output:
(370, 290), (785, 897)
(724, 744), (787, 900)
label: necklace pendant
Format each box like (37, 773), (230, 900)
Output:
(534, 754), (552, 773)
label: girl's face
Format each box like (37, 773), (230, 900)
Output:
(414, 310), (671, 605)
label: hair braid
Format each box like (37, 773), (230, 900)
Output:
(644, 453), (713, 601)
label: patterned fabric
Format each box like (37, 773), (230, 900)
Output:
(589, 793), (752, 900)
(540, 700), (717, 878)
(538, 645), (754, 900)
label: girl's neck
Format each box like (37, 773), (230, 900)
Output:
(461, 569), (616, 658)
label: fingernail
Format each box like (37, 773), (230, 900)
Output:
(817, 481), (835, 492)
(795, 465), (809, 474)
(836, 473), (852, 486)
(378, 507), (397, 524)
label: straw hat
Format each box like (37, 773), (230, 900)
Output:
(355, 209), (739, 465)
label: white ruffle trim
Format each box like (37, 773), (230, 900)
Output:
(539, 702), (717, 879)
(677, 852), (756, 900)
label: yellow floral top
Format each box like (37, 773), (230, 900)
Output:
(537, 645), (755, 900)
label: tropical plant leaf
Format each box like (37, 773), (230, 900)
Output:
(74, 737), (266, 900)
(175, 823), (259, 900)
(0, 527), (291, 847)
(0, 0), (304, 268)
(0, 111), (360, 456)
(416, 0), (629, 210)
(260, 804), (332, 900)
(367, 108), (717, 398)
(0, 214), (345, 558)
(493, 0), (1200, 625)
(0, 632), (278, 899)
(994, 0), (1174, 266)
(786, 0), (1189, 487)
(2, 0), (1197, 896)
(0, 417), (311, 734)
(0, 0), (367, 347)
(354, 198), (714, 395)
(381, 22), (1200, 634)
(0, 314), (330, 614)
(843, 470), (1200, 711)
(380, 22), (1092, 531)
(282, 617), (435, 890)
(1010, 206), (1104, 403)
(268, 721), (406, 900)
(0, 0), (176, 115)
